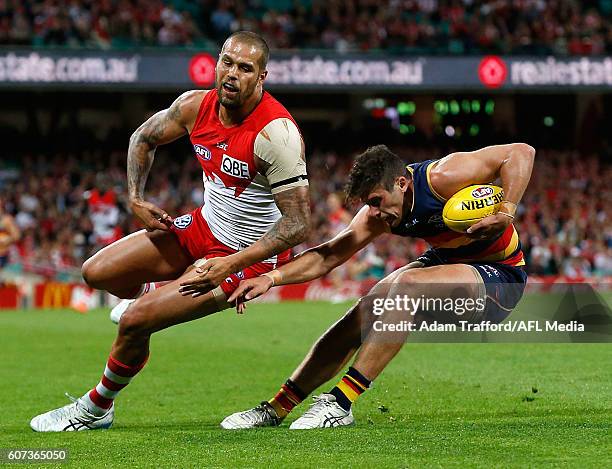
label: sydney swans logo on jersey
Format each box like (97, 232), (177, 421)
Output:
(221, 154), (250, 179)
(194, 144), (211, 161)
(173, 214), (193, 229)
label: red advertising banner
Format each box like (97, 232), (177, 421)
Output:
(0, 284), (20, 309)
(34, 282), (74, 308)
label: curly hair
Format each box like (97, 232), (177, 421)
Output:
(344, 145), (408, 201)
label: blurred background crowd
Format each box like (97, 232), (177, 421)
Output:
(1, 143), (610, 281)
(0, 0), (610, 284)
(1, 0), (611, 54)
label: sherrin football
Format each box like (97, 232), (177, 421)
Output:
(442, 184), (504, 233)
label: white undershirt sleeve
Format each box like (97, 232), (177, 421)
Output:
(254, 118), (308, 194)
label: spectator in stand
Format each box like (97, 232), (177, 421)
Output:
(0, 196), (20, 269)
(593, 242), (612, 276)
(326, 192), (352, 234)
(85, 175), (122, 248)
(210, 0), (235, 41)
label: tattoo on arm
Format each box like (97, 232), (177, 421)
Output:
(127, 97), (186, 200)
(260, 186), (311, 255)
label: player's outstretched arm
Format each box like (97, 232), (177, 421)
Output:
(227, 206), (387, 305)
(432, 142), (536, 238)
(127, 90), (203, 231)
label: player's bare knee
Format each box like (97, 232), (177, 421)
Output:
(118, 311), (151, 339)
(81, 257), (95, 287)
(118, 301), (153, 339)
(81, 256), (108, 289)
(395, 269), (423, 285)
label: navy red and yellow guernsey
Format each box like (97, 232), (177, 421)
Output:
(390, 160), (525, 267)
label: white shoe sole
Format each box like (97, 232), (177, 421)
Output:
(29, 410), (114, 432)
(289, 420), (354, 430)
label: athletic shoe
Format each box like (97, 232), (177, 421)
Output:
(110, 299), (134, 324)
(289, 393), (354, 429)
(220, 401), (282, 429)
(30, 394), (114, 432)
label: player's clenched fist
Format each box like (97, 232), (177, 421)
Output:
(129, 198), (174, 232)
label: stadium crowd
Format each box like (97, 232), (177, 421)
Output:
(0, 146), (610, 281)
(0, 0), (611, 55)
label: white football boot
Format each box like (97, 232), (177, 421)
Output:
(220, 401), (282, 429)
(289, 394), (354, 429)
(109, 299), (135, 324)
(30, 394), (114, 432)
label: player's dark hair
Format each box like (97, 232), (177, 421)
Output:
(345, 145), (407, 201)
(225, 31), (270, 71)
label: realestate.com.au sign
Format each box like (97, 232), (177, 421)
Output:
(0, 50), (610, 90)
(266, 56), (425, 85)
(0, 52), (139, 83)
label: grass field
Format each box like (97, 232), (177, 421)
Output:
(1, 296), (611, 468)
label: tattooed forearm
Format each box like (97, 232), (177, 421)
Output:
(127, 135), (155, 201)
(261, 212), (307, 250)
(260, 186), (311, 254)
(229, 186), (311, 271)
(126, 98), (186, 201)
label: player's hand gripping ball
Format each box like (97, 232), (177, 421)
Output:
(442, 185), (504, 233)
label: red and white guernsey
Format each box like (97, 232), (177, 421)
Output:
(189, 90), (307, 260)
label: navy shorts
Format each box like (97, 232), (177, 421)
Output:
(470, 263), (527, 322)
(417, 249), (528, 323)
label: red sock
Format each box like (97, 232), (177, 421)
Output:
(82, 355), (147, 415)
(268, 381), (306, 418)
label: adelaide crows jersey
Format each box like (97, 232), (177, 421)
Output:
(390, 160), (525, 267)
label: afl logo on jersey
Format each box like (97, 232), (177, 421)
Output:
(173, 214), (193, 229)
(194, 144), (211, 161)
(471, 186), (494, 199)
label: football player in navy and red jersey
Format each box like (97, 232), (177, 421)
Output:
(222, 143), (535, 429)
(30, 31), (311, 432)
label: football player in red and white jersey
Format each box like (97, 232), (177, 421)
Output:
(30, 31), (311, 432)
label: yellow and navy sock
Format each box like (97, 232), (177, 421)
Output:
(268, 379), (307, 419)
(329, 367), (371, 411)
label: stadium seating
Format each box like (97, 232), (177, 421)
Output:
(1, 0), (610, 54)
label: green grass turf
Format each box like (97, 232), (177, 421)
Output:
(1, 296), (610, 468)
